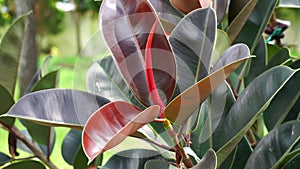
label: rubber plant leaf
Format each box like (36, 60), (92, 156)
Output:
(148, 0), (183, 34)
(169, 7), (216, 93)
(104, 149), (161, 169)
(233, 0), (278, 52)
(82, 101), (159, 161)
(191, 149), (217, 169)
(170, 0), (212, 14)
(86, 56), (145, 109)
(215, 66), (299, 167)
(0, 84), (15, 127)
(3, 160), (45, 169)
(100, 0), (176, 106)
(0, 12), (29, 96)
(214, 0), (227, 24)
(1, 89), (110, 129)
(263, 70), (300, 130)
(226, 0), (259, 43)
(245, 121), (300, 169)
(165, 44), (252, 125)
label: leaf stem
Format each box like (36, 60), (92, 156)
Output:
(144, 138), (176, 152)
(163, 119), (194, 168)
(145, 17), (166, 118)
(246, 129), (257, 148)
(0, 122), (58, 169)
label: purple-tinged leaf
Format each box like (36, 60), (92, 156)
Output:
(82, 101), (159, 161)
(213, 0), (227, 24)
(86, 56), (145, 109)
(1, 89), (110, 129)
(100, 0), (176, 106)
(148, 0), (183, 33)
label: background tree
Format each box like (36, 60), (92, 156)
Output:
(15, 0), (38, 97)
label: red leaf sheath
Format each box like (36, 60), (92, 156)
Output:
(145, 17), (165, 118)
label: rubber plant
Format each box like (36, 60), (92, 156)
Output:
(0, 0), (300, 169)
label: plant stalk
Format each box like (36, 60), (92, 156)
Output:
(246, 129), (257, 148)
(164, 119), (194, 168)
(0, 122), (58, 169)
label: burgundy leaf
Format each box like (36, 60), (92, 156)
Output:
(145, 18), (165, 117)
(82, 101), (159, 161)
(100, 0), (176, 106)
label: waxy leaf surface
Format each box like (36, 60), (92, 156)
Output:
(86, 56), (144, 109)
(245, 121), (300, 169)
(100, 0), (176, 106)
(215, 66), (298, 167)
(170, 7), (216, 93)
(165, 44), (251, 125)
(1, 89), (110, 129)
(82, 101), (159, 161)
(0, 13), (28, 95)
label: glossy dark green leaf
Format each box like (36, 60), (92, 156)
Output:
(244, 37), (267, 86)
(86, 56), (145, 109)
(0, 152), (11, 166)
(227, 0), (259, 43)
(0, 84), (15, 127)
(144, 159), (178, 169)
(214, 0), (227, 24)
(100, 0), (176, 106)
(16, 130), (55, 155)
(1, 89), (110, 129)
(191, 149), (217, 169)
(32, 70), (58, 92)
(74, 146), (89, 169)
(191, 82), (235, 157)
(22, 121), (56, 146)
(282, 154), (300, 169)
(281, 98), (300, 123)
(245, 38), (291, 85)
(228, 0), (249, 23)
(231, 137), (253, 169)
(215, 66), (298, 167)
(62, 129), (82, 165)
(103, 149), (161, 169)
(25, 55), (53, 94)
(3, 160), (46, 169)
(0, 13), (29, 95)
(264, 70), (300, 131)
(82, 102), (159, 161)
(245, 121), (300, 169)
(73, 145), (103, 169)
(169, 7), (216, 92)
(267, 48), (291, 68)
(165, 44), (251, 125)
(234, 0), (277, 52)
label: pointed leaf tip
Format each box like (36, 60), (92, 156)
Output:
(82, 101), (159, 161)
(100, 0), (176, 106)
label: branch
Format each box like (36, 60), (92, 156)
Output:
(0, 122), (58, 169)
